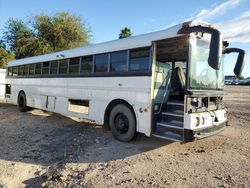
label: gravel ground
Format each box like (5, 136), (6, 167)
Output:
(0, 86), (249, 188)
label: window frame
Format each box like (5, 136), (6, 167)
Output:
(110, 50), (128, 72)
(42, 62), (50, 75)
(94, 53), (109, 73)
(23, 65), (29, 76)
(58, 59), (69, 75)
(7, 67), (12, 76)
(7, 46), (152, 78)
(29, 64), (35, 76)
(69, 57), (81, 74)
(35, 63), (42, 75)
(50, 60), (59, 75)
(129, 47), (151, 71)
(18, 65), (24, 76)
(80, 55), (93, 73)
(12, 66), (18, 77)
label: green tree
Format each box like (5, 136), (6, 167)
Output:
(33, 12), (91, 51)
(2, 12), (91, 59)
(119, 27), (132, 39)
(2, 19), (33, 58)
(0, 43), (15, 68)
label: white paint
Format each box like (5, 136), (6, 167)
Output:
(6, 76), (152, 136)
(0, 69), (6, 99)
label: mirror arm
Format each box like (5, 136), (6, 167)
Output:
(223, 48), (244, 54)
(223, 48), (246, 78)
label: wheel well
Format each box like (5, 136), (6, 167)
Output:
(104, 99), (137, 131)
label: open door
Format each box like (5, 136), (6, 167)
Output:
(152, 36), (188, 142)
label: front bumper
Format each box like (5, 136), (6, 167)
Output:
(183, 121), (227, 142)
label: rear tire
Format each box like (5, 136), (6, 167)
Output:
(18, 92), (28, 112)
(109, 104), (137, 142)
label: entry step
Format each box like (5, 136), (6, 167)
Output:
(167, 101), (184, 106)
(152, 131), (183, 142)
(162, 110), (184, 117)
(157, 120), (183, 129)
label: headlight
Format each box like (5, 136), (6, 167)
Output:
(194, 117), (200, 127)
(201, 117), (205, 125)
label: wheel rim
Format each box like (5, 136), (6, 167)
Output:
(114, 113), (129, 134)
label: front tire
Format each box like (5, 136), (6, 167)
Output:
(109, 104), (137, 142)
(18, 92), (28, 112)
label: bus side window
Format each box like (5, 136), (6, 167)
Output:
(59, 59), (68, 74)
(69, 57), (80, 74)
(129, 47), (150, 71)
(23, 65), (29, 76)
(42, 62), (50, 75)
(50, 61), (58, 75)
(110, 51), (127, 72)
(35, 63), (42, 75)
(94, 54), (109, 72)
(81, 56), (93, 73)
(12, 66), (18, 77)
(29, 64), (35, 75)
(8, 67), (12, 76)
(18, 65), (24, 76)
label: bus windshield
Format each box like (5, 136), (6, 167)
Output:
(189, 35), (224, 90)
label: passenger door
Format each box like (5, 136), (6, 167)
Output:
(154, 62), (172, 112)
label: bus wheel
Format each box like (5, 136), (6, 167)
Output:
(18, 92), (28, 112)
(109, 104), (136, 142)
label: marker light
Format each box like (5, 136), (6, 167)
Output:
(208, 24), (215, 29)
(182, 22), (190, 28)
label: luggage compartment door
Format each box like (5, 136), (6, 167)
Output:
(41, 95), (56, 109)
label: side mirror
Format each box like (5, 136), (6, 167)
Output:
(224, 48), (246, 78)
(208, 29), (221, 70)
(178, 26), (222, 70)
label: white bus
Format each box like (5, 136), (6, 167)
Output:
(5, 21), (245, 142)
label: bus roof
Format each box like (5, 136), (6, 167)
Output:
(7, 21), (209, 67)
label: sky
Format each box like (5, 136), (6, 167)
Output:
(0, 0), (250, 76)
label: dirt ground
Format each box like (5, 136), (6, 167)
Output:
(0, 86), (249, 188)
